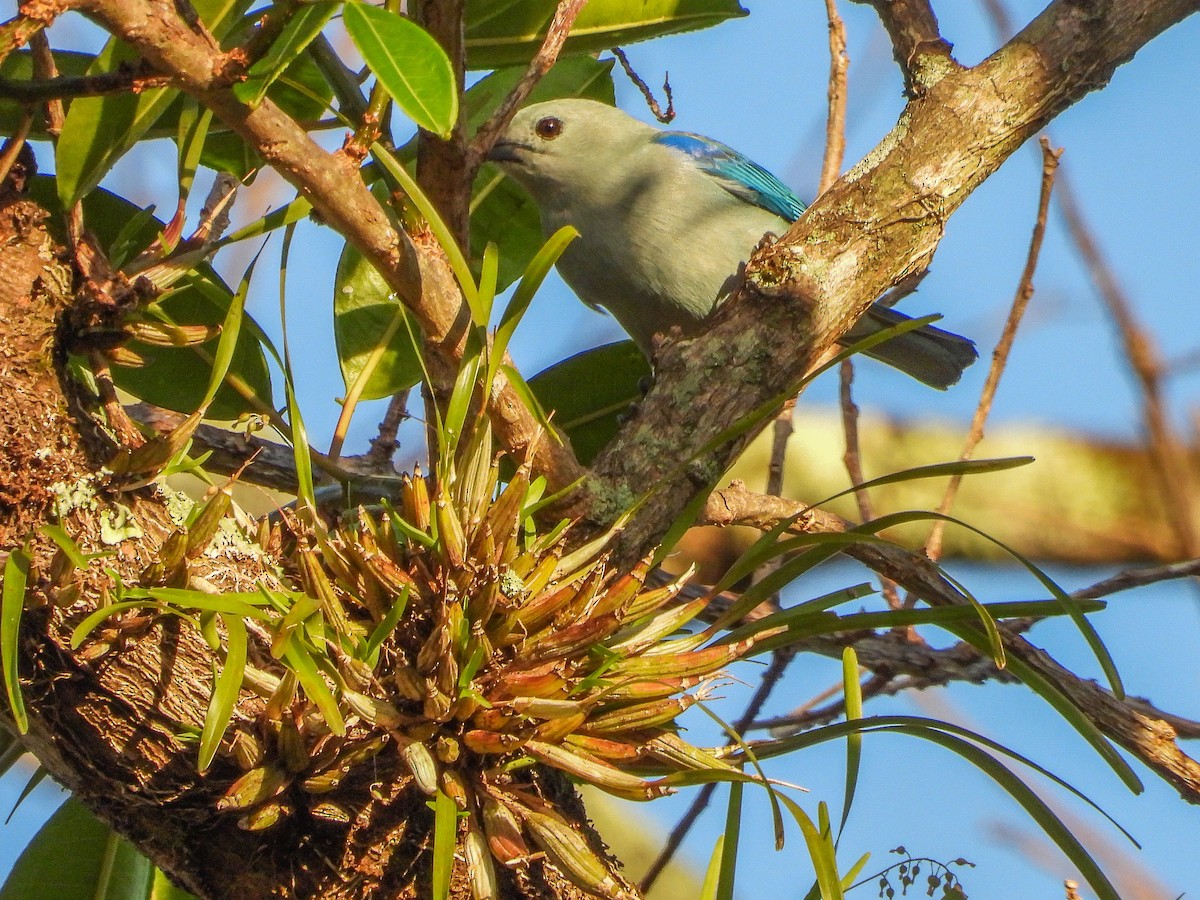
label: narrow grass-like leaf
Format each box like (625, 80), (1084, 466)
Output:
(716, 781), (743, 900)
(176, 98), (212, 204)
(1, 548), (30, 733)
(371, 141), (479, 314)
(197, 250), (252, 412)
(748, 715), (1138, 846)
(476, 241), (499, 320)
(699, 834), (724, 900)
(774, 795), (843, 900)
(345, 3), (459, 139)
(281, 636), (345, 736)
(498, 363), (557, 441)
(198, 614), (247, 772)
(866, 509), (1121, 696)
(279, 222), (316, 509)
(70, 600), (199, 649)
(234, 2), (337, 108)
(839, 649), (862, 838)
(4, 765), (49, 825)
(38, 523), (93, 569)
(430, 789), (458, 900)
(808, 456), (1034, 512)
(361, 584), (411, 665)
(488, 225), (578, 385)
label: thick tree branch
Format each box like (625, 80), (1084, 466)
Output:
(586, 0), (1200, 562)
(854, 0), (957, 96)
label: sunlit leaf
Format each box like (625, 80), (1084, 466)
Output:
(54, 0), (251, 205)
(344, 3), (459, 139)
(234, 2), (338, 108)
(1, 548), (30, 734)
(197, 614), (247, 773)
(464, 0), (748, 69)
(430, 790), (457, 900)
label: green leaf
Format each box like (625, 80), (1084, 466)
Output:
(197, 614), (248, 773)
(839, 648), (862, 837)
(716, 781), (743, 900)
(1, 548), (30, 734)
(698, 834), (724, 900)
(198, 253), (252, 412)
(344, 3), (459, 139)
(234, 2), (338, 108)
(464, 0), (748, 69)
(527, 342), (650, 465)
(334, 244), (424, 399)
(0, 797), (200, 900)
(281, 636), (345, 736)
(54, 0), (252, 205)
(489, 225), (578, 385)
(0, 50), (93, 137)
(430, 790), (458, 900)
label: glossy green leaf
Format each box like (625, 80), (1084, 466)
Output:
(197, 614), (247, 772)
(0, 797), (200, 900)
(334, 244), (423, 399)
(54, 0), (251, 205)
(527, 342), (650, 464)
(464, 0), (748, 69)
(1, 548), (30, 734)
(698, 834), (724, 900)
(344, 3), (459, 139)
(198, 254), (251, 412)
(234, 2), (338, 108)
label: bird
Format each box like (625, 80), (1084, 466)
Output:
(488, 98), (976, 389)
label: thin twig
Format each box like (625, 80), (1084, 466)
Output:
(611, 46), (674, 123)
(0, 114), (32, 186)
(924, 138), (1062, 561)
(1057, 170), (1200, 557)
(365, 387), (412, 469)
(0, 66), (169, 102)
(818, 0), (848, 195)
(466, 0), (589, 170)
(0, 14), (51, 67)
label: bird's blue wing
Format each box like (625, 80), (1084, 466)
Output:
(652, 132), (807, 223)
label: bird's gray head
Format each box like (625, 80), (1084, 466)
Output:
(488, 99), (656, 204)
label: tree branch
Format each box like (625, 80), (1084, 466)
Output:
(72, 0), (584, 492)
(585, 0), (1200, 563)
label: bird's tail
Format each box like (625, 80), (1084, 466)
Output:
(843, 304), (978, 390)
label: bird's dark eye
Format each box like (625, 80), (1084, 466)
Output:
(534, 116), (564, 140)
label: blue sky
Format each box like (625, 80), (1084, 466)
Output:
(3, 2), (1200, 898)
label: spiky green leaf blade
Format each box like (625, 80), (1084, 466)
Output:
(281, 636), (345, 736)
(430, 789), (457, 900)
(716, 781), (743, 900)
(198, 614), (248, 772)
(839, 649), (862, 837)
(344, 3), (458, 139)
(698, 834), (724, 900)
(234, 2), (338, 108)
(1, 548), (30, 734)
(464, 0), (748, 69)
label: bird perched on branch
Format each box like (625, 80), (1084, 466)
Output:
(489, 98), (977, 389)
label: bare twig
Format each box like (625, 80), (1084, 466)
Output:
(924, 138), (1063, 561)
(0, 114), (33, 186)
(852, 0), (958, 96)
(0, 65), (169, 102)
(0, 13), (51, 66)
(466, 0), (590, 169)
(611, 46), (674, 123)
(1057, 171), (1200, 557)
(818, 0), (849, 195)
(366, 388), (412, 469)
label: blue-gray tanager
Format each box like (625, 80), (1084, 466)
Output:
(489, 99), (977, 389)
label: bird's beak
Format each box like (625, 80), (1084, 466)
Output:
(487, 139), (525, 164)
